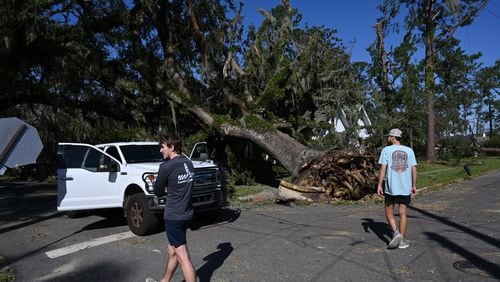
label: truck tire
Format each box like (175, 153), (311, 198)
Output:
(66, 210), (87, 218)
(126, 193), (160, 236)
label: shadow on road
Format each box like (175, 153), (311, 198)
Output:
(0, 182), (63, 235)
(409, 205), (500, 249)
(196, 242), (233, 282)
(410, 205), (500, 279)
(0, 182), (128, 235)
(40, 260), (130, 281)
(4, 212), (128, 266)
(0, 212), (63, 235)
(79, 209), (128, 231)
(361, 218), (392, 244)
(0, 182), (130, 269)
(425, 232), (500, 279)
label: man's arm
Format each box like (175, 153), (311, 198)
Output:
(411, 165), (417, 195)
(377, 164), (387, 195)
(153, 165), (168, 197)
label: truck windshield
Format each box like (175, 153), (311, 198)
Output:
(119, 145), (163, 163)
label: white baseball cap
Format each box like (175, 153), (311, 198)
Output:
(389, 128), (402, 137)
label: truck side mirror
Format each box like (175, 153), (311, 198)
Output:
(98, 155), (119, 172)
(199, 153), (208, 161)
(108, 162), (119, 172)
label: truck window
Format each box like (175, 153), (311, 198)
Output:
(58, 146), (87, 169)
(104, 146), (122, 163)
(119, 145), (163, 163)
(82, 149), (101, 172)
(83, 149), (118, 172)
(58, 145), (116, 172)
(190, 143), (210, 160)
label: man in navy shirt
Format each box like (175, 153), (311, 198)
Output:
(152, 135), (196, 282)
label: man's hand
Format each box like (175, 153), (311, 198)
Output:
(377, 185), (384, 196)
(377, 164), (387, 196)
(411, 186), (417, 196)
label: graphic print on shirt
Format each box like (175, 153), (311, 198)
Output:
(391, 150), (408, 173)
(177, 162), (194, 184)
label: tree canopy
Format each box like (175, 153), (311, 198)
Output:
(363, 0), (497, 159)
(1, 0), (498, 181)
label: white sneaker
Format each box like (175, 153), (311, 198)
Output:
(398, 239), (410, 249)
(145, 278), (158, 282)
(388, 230), (403, 249)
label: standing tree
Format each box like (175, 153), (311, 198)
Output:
(0, 0), (150, 177)
(366, 2), (426, 151)
(476, 60), (500, 137)
(372, 0), (488, 161)
(435, 38), (481, 136)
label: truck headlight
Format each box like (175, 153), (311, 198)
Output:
(142, 173), (157, 192)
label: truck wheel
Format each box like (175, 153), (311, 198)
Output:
(66, 210), (87, 218)
(126, 193), (160, 236)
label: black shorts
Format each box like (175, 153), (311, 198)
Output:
(385, 194), (411, 206)
(165, 220), (190, 247)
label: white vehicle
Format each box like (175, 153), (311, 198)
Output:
(57, 141), (227, 235)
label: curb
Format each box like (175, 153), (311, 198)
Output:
(237, 187), (277, 202)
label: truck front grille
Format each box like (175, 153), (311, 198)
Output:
(193, 167), (220, 189)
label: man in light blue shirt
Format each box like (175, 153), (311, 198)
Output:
(377, 128), (417, 249)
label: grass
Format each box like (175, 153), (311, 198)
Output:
(229, 184), (265, 199)
(417, 156), (500, 189)
(229, 156), (500, 203)
(0, 256), (15, 282)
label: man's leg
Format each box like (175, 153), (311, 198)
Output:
(173, 244), (196, 282)
(386, 202), (403, 249)
(397, 203), (411, 248)
(160, 244), (178, 282)
(398, 204), (408, 236)
(384, 202), (397, 231)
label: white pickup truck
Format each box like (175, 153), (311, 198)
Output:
(56, 141), (227, 235)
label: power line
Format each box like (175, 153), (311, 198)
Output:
(485, 7), (500, 19)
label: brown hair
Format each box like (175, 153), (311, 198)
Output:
(159, 134), (182, 154)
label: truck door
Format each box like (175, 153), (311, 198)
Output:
(57, 143), (122, 211)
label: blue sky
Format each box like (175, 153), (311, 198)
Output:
(241, 0), (499, 67)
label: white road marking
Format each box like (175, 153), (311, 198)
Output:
(45, 231), (136, 258)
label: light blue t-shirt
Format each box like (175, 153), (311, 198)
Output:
(378, 145), (417, 195)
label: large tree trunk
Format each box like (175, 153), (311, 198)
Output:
(152, 2), (377, 201)
(188, 102), (378, 202)
(374, 22), (394, 118)
(488, 102), (493, 137)
(188, 105), (322, 174)
(220, 125), (321, 174)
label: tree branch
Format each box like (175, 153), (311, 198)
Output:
(435, 0), (488, 50)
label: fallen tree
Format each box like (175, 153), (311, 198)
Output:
(1, 0), (377, 200)
(278, 149), (378, 202)
(140, 0), (378, 201)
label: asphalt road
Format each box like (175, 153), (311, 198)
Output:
(1, 171), (499, 281)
